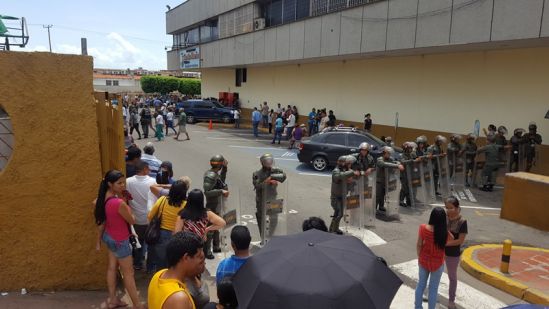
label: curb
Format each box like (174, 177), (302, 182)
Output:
(460, 244), (549, 305)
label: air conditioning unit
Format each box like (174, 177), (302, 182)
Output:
(254, 18), (265, 31)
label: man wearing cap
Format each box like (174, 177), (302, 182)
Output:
(203, 155), (229, 259)
(252, 154), (286, 242)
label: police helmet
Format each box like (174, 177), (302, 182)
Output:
(382, 146), (394, 155)
(528, 122), (537, 131)
(497, 126), (508, 136)
(467, 133), (477, 141)
(450, 134), (462, 142)
(435, 135), (447, 144)
(337, 155), (347, 165)
(416, 135), (428, 144)
(359, 142), (370, 151)
(210, 154), (225, 167)
(260, 153), (274, 168)
(345, 155), (356, 165)
(514, 128), (525, 136)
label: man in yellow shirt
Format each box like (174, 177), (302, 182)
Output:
(148, 232), (205, 309)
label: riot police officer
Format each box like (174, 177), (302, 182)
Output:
(447, 134), (463, 178)
(427, 135), (447, 196)
(330, 155), (359, 234)
(521, 122), (542, 172)
(399, 142), (418, 207)
(376, 147), (404, 212)
(203, 154), (229, 259)
(509, 128), (524, 172)
(253, 154), (287, 242)
(351, 142), (375, 175)
(416, 135), (429, 157)
(463, 134), (478, 187)
(477, 135), (509, 191)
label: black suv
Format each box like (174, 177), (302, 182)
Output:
(297, 127), (402, 171)
(177, 100), (235, 124)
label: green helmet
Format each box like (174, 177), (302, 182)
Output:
(260, 153), (274, 168)
(337, 155), (347, 165)
(210, 154), (225, 168)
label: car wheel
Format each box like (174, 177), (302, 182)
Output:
(187, 115), (195, 124)
(222, 114), (231, 123)
(312, 156), (328, 171)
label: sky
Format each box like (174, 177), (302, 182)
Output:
(2, 0), (186, 70)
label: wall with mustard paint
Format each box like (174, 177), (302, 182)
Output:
(0, 52), (105, 290)
(202, 47), (549, 143)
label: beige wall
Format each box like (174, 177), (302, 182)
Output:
(0, 52), (105, 290)
(202, 47), (549, 143)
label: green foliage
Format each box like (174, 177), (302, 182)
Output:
(140, 76), (201, 95)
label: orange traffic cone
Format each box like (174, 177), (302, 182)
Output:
(208, 119), (213, 130)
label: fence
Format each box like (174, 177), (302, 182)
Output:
(95, 95), (125, 176)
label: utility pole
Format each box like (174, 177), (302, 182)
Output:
(43, 24), (53, 52)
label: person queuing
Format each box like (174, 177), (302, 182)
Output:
(308, 108), (317, 136)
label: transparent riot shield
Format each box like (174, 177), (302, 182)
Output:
(343, 176), (362, 233)
(422, 158), (436, 203)
(219, 187), (241, 257)
(472, 160), (485, 188)
(261, 179), (288, 246)
(362, 171), (377, 227)
(519, 143), (541, 172)
(384, 168), (401, 219)
(405, 160), (428, 207)
(449, 152), (466, 192)
(518, 143), (528, 171)
(495, 148), (511, 185)
(436, 156), (451, 197)
(239, 185), (262, 245)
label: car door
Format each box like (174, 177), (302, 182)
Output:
(323, 133), (349, 163)
(193, 101), (209, 119)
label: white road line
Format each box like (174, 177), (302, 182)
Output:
(464, 188), (477, 203)
(391, 285), (417, 309)
(255, 156), (298, 161)
(430, 203), (500, 211)
(229, 145), (284, 150)
(207, 137), (259, 141)
(391, 259), (506, 309)
(344, 227), (387, 247)
(298, 172), (331, 177)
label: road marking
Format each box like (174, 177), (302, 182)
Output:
(207, 137), (261, 141)
(298, 172), (331, 177)
(475, 210), (500, 217)
(255, 156), (299, 161)
(464, 188), (477, 203)
(429, 203), (500, 211)
(345, 227), (387, 247)
(281, 151), (295, 157)
(391, 285), (416, 309)
(229, 145), (284, 150)
(391, 259), (506, 309)
(288, 209), (298, 214)
(241, 215), (254, 219)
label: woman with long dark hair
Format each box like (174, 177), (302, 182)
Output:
(147, 179), (189, 271)
(174, 189), (226, 257)
(94, 170), (144, 309)
(415, 206), (453, 309)
(156, 161), (174, 185)
(445, 196), (468, 309)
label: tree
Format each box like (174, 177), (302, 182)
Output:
(140, 76), (201, 95)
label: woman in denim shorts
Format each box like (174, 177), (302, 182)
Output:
(95, 170), (145, 309)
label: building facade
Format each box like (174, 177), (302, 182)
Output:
(166, 0), (549, 141)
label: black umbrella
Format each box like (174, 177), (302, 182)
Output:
(233, 229), (402, 309)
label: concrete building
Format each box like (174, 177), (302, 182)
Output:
(166, 0), (549, 142)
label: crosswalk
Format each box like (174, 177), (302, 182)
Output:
(203, 229), (506, 309)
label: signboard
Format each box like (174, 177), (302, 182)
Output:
(180, 47), (200, 69)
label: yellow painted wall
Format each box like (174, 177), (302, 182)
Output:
(0, 52), (105, 290)
(202, 47), (549, 143)
(502, 172), (549, 231)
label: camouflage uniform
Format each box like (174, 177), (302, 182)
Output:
(203, 155), (228, 255)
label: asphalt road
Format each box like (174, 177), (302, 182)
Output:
(133, 123), (549, 307)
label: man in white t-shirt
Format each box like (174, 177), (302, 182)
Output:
(234, 109), (241, 128)
(286, 112), (296, 140)
(155, 113), (165, 141)
(165, 108), (177, 136)
(126, 160), (157, 270)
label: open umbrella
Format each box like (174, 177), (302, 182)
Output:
(233, 229), (402, 309)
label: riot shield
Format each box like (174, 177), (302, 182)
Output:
(472, 161), (485, 188)
(260, 179), (288, 245)
(362, 171), (377, 227)
(343, 175), (362, 233)
(219, 187), (241, 257)
(384, 168), (401, 219)
(421, 158), (436, 203)
(436, 155), (451, 197)
(449, 152), (466, 192)
(518, 143), (528, 171)
(495, 148), (511, 185)
(519, 143), (541, 172)
(405, 160), (429, 207)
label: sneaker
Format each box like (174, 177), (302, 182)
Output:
(205, 252), (215, 260)
(399, 202), (407, 207)
(378, 207), (387, 212)
(213, 247), (222, 253)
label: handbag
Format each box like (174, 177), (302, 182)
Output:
(145, 196), (167, 245)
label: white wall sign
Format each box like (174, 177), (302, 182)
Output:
(180, 47), (200, 69)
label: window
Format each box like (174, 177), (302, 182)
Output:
(324, 133), (346, 146)
(236, 68), (246, 87)
(113, 80), (119, 86)
(106, 80), (112, 86)
(296, 0), (310, 19)
(0, 106), (14, 172)
(347, 134), (368, 148)
(283, 0), (297, 23)
(195, 102), (213, 109)
(267, 0), (283, 27)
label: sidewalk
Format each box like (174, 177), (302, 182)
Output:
(461, 244), (549, 305)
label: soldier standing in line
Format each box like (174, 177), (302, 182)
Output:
(521, 122), (543, 172)
(351, 142), (376, 175)
(463, 134), (478, 187)
(253, 154), (287, 242)
(427, 135), (447, 196)
(415, 135), (429, 157)
(477, 135), (510, 192)
(447, 134), (463, 179)
(509, 128), (524, 172)
(494, 126), (509, 162)
(376, 147), (404, 213)
(330, 156), (359, 234)
(399, 142), (418, 207)
(203, 154), (229, 259)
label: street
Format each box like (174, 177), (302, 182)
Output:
(134, 123), (549, 308)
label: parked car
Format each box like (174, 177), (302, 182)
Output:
(177, 99), (235, 124)
(297, 127), (402, 171)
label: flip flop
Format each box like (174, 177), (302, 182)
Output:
(107, 300), (128, 309)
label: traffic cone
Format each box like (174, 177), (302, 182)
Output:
(208, 119), (213, 130)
